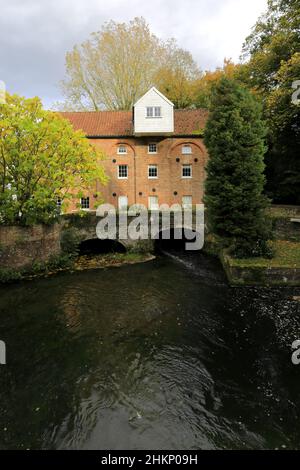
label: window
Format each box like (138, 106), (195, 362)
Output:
(148, 196), (159, 210)
(148, 165), (158, 179)
(118, 164), (128, 179)
(146, 106), (161, 118)
(148, 143), (157, 154)
(117, 144), (127, 154)
(118, 196), (128, 211)
(56, 197), (63, 213)
(182, 145), (192, 154)
(182, 164), (192, 178)
(81, 197), (90, 209)
(182, 196), (192, 209)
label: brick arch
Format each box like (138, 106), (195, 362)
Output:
(167, 140), (206, 158)
(108, 141), (136, 156)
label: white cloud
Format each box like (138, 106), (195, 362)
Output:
(0, 0), (267, 107)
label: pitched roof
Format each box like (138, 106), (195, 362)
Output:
(60, 109), (208, 137)
(134, 86), (174, 107)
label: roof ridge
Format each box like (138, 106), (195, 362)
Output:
(60, 110), (132, 114)
(61, 109), (208, 115)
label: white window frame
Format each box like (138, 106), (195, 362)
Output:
(80, 197), (90, 210)
(118, 196), (128, 211)
(182, 196), (192, 209)
(118, 164), (128, 179)
(182, 144), (192, 154)
(182, 164), (192, 179)
(117, 144), (127, 154)
(148, 143), (157, 154)
(148, 164), (158, 179)
(148, 196), (159, 210)
(146, 106), (162, 118)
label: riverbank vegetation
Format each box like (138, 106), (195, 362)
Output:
(226, 240), (300, 269)
(221, 239), (300, 286)
(0, 249), (155, 283)
(204, 206), (300, 286)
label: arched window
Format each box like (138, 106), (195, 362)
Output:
(182, 144), (192, 154)
(117, 144), (127, 154)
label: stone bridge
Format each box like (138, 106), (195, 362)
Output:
(61, 210), (203, 252)
(0, 210), (204, 274)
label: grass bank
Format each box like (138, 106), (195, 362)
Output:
(221, 240), (300, 286)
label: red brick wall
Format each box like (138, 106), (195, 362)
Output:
(68, 136), (208, 211)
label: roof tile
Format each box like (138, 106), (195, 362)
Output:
(60, 109), (208, 137)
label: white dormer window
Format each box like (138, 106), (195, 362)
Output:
(146, 106), (161, 118)
(182, 145), (192, 154)
(148, 143), (157, 154)
(133, 87), (174, 135)
(117, 144), (127, 154)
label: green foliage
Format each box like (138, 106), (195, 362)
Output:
(191, 129), (205, 137)
(0, 253), (73, 283)
(193, 59), (242, 109)
(127, 239), (154, 254)
(60, 228), (82, 257)
(204, 78), (272, 258)
(226, 240), (300, 268)
(0, 94), (107, 226)
(240, 0), (300, 203)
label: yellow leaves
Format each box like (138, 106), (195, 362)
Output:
(0, 93), (107, 224)
(58, 17), (202, 111)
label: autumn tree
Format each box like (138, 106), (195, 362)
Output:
(240, 0), (300, 203)
(193, 59), (241, 109)
(0, 94), (107, 226)
(58, 17), (201, 111)
(204, 78), (271, 258)
(154, 42), (202, 108)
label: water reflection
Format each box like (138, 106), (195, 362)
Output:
(0, 252), (299, 449)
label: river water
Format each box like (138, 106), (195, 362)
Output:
(0, 251), (299, 450)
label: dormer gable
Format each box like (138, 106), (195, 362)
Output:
(133, 87), (174, 135)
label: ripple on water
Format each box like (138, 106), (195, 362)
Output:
(0, 253), (299, 449)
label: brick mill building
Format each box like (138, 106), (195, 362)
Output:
(62, 87), (208, 211)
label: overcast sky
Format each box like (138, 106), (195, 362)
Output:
(1, 0), (267, 108)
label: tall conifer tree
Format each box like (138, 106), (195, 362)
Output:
(204, 78), (272, 258)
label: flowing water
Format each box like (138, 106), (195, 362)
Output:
(0, 250), (299, 450)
